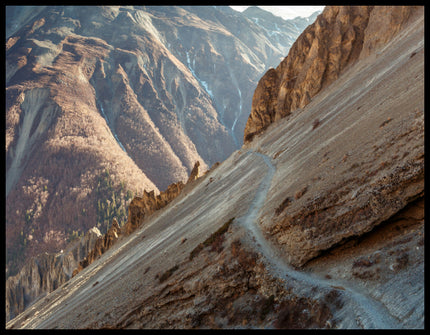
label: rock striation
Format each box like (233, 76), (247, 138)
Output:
(244, 6), (419, 142)
(122, 182), (186, 236)
(6, 227), (102, 321)
(72, 219), (122, 277)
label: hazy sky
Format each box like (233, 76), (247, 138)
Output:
(230, 6), (325, 20)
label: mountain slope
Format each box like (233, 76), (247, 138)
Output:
(7, 5), (424, 329)
(244, 6), (418, 142)
(5, 5), (317, 278)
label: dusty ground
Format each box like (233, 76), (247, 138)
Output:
(6, 7), (424, 330)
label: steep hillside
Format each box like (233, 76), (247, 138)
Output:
(244, 6), (419, 142)
(7, 6), (424, 330)
(6, 162), (199, 322)
(5, 5), (316, 278)
(5, 227), (102, 321)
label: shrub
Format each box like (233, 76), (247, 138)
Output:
(294, 186), (308, 200)
(275, 197), (292, 215)
(312, 118), (321, 130)
(189, 218), (235, 260)
(158, 264), (179, 283)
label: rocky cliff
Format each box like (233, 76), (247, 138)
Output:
(245, 5), (424, 267)
(244, 6), (419, 142)
(74, 160), (201, 276)
(6, 5), (317, 278)
(6, 227), (102, 321)
(6, 161), (201, 321)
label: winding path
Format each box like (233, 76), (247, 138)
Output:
(238, 150), (402, 329)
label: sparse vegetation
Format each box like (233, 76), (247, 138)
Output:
(352, 258), (373, 268)
(158, 264), (179, 283)
(275, 197), (292, 215)
(312, 118), (321, 130)
(95, 169), (133, 234)
(260, 295), (275, 320)
(67, 229), (84, 243)
(189, 218), (235, 260)
(274, 297), (332, 329)
(393, 252), (409, 271)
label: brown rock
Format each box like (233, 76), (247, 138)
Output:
(187, 161), (200, 184)
(244, 6), (419, 142)
(74, 160), (200, 276)
(75, 218), (122, 274)
(6, 227), (101, 321)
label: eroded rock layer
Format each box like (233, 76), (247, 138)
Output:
(6, 161), (200, 321)
(6, 227), (102, 321)
(244, 6), (419, 142)
(73, 161), (200, 276)
(251, 5), (424, 267)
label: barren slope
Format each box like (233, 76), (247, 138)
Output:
(7, 6), (424, 330)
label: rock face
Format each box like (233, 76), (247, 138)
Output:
(6, 158), (198, 321)
(122, 181), (186, 236)
(74, 160), (200, 277)
(6, 227), (102, 321)
(6, 5), (317, 278)
(123, 160), (200, 236)
(248, 5), (424, 267)
(186, 161), (200, 184)
(72, 219), (121, 277)
(244, 6), (418, 142)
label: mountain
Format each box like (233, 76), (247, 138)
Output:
(242, 6), (320, 50)
(244, 6), (417, 141)
(5, 6), (318, 278)
(6, 5), (424, 329)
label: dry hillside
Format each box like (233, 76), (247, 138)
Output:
(6, 5), (424, 330)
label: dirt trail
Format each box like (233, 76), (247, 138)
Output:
(238, 150), (402, 329)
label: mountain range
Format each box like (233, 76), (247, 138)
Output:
(5, 5), (424, 329)
(5, 5), (319, 279)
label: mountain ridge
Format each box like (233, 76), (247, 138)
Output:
(243, 5), (419, 142)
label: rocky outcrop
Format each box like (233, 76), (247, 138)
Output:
(251, 5), (424, 267)
(244, 6), (419, 142)
(122, 181), (186, 237)
(186, 161), (200, 184)
(74, 160), (201, 277)
(6, 227), (102, 321)
(123, 160), (200, 237)
(272, 155), (424, 267)
(72, 219), (121, 276)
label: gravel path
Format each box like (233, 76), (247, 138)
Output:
(238, 150), (402, 329)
